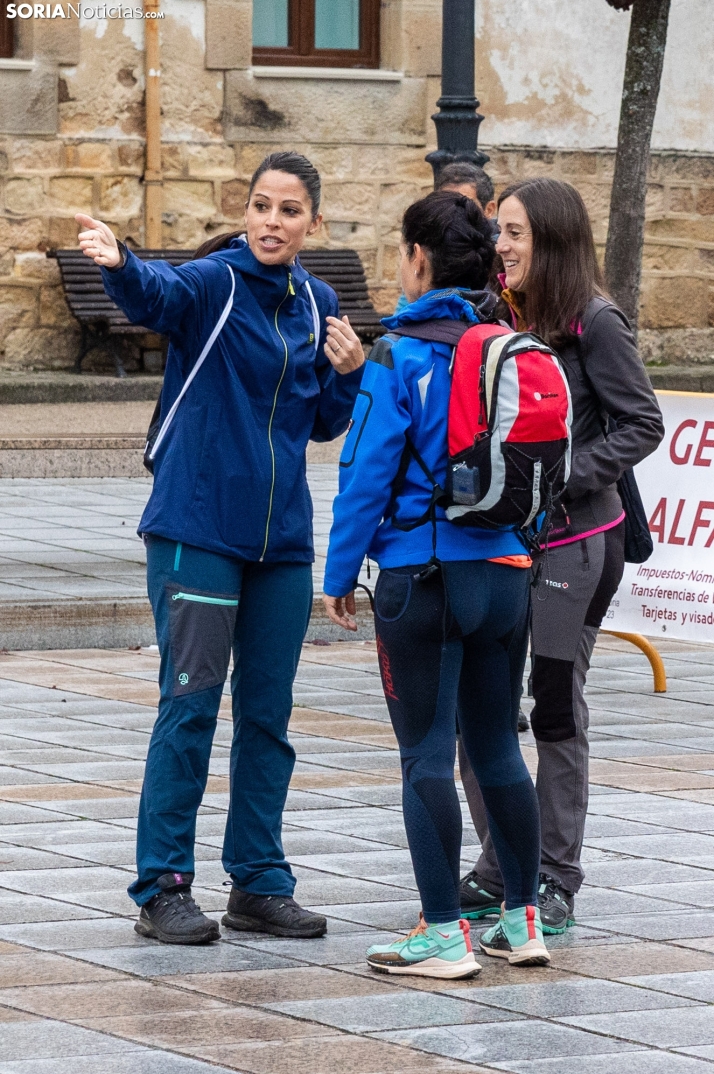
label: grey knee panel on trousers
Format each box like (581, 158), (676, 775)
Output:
(461, 528), (624, 896)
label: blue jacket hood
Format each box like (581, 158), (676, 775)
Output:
(382, 287), (496, 330)
(208, 234), (310, 309)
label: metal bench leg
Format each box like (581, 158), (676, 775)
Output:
(601, 631), (667, 693)
(74, 325), (89, 373)
(111, 345), (127, 379)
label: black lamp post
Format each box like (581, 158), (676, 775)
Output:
(426, 0), (489, 182)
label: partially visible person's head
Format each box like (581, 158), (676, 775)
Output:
(435, 161), (496, 218)
(193, 152), (322, 266)
(496, 177), (605, 346)
(400, 190), (496, 303)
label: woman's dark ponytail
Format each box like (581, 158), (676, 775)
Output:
(402, 191), (496, 292)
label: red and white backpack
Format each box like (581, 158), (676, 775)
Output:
(390, 318), (573, 545)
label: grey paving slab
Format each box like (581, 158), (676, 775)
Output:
(69, 940), (300, 976)
(308, 898), (422, 930)
(583, 815), (676, 836)
(581, 859), (714, 888)
(283, 846), (416, 878)
(0, 1055), (239, 1074)
(0, 803), (67, 825)
(279, 830), (390, 855)
(284, 788), (370, 810)
(0, 893), (109, 925)
(0, 820), (135, 846)
(0, 1020), (143, 1060)
(511, 925), (626, 949)
(14, 760), (148, 781)
(0, 866), (133, 896)
(582, 910), (714, 941)
(0, 768), (64, 786)
(269, 991), (519, 1032)
(575, 887), (689, 917)
(0, 847), (93, 872)
(561, 1006), (714, 1047)
(678, 1047), (714, 1061)
(0, 917), (148, 950)
(606, 808), (714, 833)
(489, 1052), (714, 1073)
(583, 833), (714, 864)
(44, 841), (142, 867)
(315, 784), (405, 806)
(622, 880), (714, 906)
(621, 970), (714, 1002)
(294, 876), (418, 906)
(375, 1021), (642, 1064)
(0, 748), (127, 766)
(446, 978), (701, 1017)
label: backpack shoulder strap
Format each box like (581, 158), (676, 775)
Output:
(390, 319), (473, 347)
(149, 264), (235, 462)
(304, 279), (321, 355)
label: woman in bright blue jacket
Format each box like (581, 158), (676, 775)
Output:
(76, 152), (364, 945)
(324, 191), (550, 978)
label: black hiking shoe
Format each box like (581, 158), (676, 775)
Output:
(135, 872), (220, 945)
(538, 873), (575, 935)
(460, 868), (504, 920)
(518, 709), (530, 733)
(222, 888), (327, 938)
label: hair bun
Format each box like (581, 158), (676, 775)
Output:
(401, 190), (496, 292)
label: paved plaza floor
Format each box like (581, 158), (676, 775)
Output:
(0, 466), (366, 648)
(0, 467), (368, 636)
(1, 472), (714, 1069)
(1, 632), (714, 1071)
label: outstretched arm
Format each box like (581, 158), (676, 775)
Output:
(74, 213), (212, 338)
(76, 214), (123, 269)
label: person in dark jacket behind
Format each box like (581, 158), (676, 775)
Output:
(458, 178), (664, 934)
(75, 151), (364, 945)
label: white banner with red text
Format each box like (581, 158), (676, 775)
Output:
(605, 390), (714, 643)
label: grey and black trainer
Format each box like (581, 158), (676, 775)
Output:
(222, 888), (327, 938)
(460, 868), (504, 920)
(517, 709), (530, 733)
(538, 873), (575, 934)
(135, 872), (220, 945)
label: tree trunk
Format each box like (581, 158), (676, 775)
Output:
(604, 0), (672, 332)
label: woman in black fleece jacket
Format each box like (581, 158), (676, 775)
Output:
(459, 178), (664, 935)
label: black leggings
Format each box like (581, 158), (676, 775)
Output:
(374, 559), (539, 923)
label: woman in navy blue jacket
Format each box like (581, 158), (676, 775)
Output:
(324, 192), (549, 978)
(76, 152), (364, 945)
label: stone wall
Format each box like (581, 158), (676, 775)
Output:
(0, 0), (713, 371)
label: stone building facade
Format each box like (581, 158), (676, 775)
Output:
(0, 0), (713, 371)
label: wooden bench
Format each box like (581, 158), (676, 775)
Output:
(49, 246), (384, 378)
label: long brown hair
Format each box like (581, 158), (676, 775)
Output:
(497, 178), (606, 347)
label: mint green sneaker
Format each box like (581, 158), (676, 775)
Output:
(479, 905), (551, 966)
(366, 916), (481, 979)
